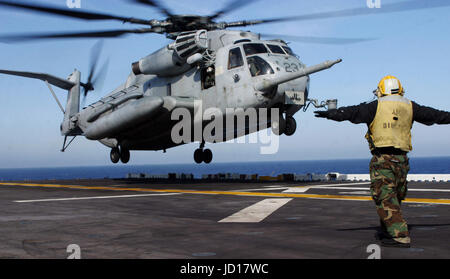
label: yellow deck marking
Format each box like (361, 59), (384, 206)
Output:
(1, 182), (449, 205)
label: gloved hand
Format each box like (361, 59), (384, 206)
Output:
(314, 110), (330, 119)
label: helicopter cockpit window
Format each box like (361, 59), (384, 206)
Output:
(243, 43), (269, 56)
(228, 47), (244, 70)
(267, 44), (286, 55)
(247, 56), (274, 77)
(282, 46), (295, 56)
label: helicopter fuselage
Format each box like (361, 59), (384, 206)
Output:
(76, 30), (310, 152)
(0, 29), (338, 164)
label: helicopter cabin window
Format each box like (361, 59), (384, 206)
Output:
(267, 44), (286, 55)
(247, 56), (274, 77)
(243, 43), (269, 56)
(201, 66), (215, 90)
(282, 46), (295, 56)
(228, 48), (244, 70)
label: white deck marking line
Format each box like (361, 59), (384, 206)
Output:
(264, 182), (369, 189)
(219, 198), (293, 223)
(232, 187), (289, 192)
(283, 182), (371, 193)
(313, 186), (450, 192)
(283, 187), (311, 193)
(303, 182), (370, 187)
(339, 191), (372, 195)
(14, 193), (181, 203)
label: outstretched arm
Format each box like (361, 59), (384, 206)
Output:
(412, 102), (450, 125)
(315, 101), (378, 125)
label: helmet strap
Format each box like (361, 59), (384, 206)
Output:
(374, 88), (382, 98)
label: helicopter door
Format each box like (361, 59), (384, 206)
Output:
(218, 47), (249, 108)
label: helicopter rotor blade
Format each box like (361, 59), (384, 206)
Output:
(86, 41), (104, 92)
(128, 0), (175, 18)
(0, 28), (159, 42)
(81, 42), (109, 106)
(209, 0), (261, 20)
(261, 34), (377, 45)
(0, 0), (151, 25)
(92, 60), (110, 90)
(81, 59), (109, 108)
(225, 0), (450, 27)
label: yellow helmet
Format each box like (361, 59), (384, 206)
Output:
(374, 75), (405, 97)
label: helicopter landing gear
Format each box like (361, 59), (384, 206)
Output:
(110, 148), (120, 164)
(271, 114), (297, 136)
(284, 116), (297, 136)
(271, 113), (286, 136)
(203, 149), (213, 164)
(194, 143), (213, 164)
(110, 146), (130, 164)
(120, 148), (130, 164)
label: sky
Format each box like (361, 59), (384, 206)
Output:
(0, 0), (449, 168)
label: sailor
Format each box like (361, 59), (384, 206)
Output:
(315, 75), (450, 248)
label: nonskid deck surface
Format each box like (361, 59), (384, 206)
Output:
(0, 179), (449, 259)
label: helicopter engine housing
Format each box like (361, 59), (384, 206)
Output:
(132, 30), (208, 77)
(132, 46), (191, 77)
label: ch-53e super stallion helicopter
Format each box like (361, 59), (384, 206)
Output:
(0, 0), (447, 165)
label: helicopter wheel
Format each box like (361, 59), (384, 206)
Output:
(284, 116), (297, 136)
(110, 148), (120, 164)
(271, 115), (286, 136)
(120, 148), (130, 164)
(203, 149), (213, 164)
(194, 148), (204, 164)
(194, 148), (213, 164)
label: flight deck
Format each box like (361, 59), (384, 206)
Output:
(0, 179), (449, 259)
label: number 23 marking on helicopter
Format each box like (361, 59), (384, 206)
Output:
(284, 63), (301, 73)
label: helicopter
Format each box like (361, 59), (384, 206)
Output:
(0, 0), (448, 165)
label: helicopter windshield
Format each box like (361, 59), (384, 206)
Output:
(247, 56), (274, 77)
(243, 43), (269, 56)
(267, 44), (286, 55)
(282, 46), (295, 56)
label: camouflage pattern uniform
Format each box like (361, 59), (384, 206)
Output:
(370, 154), (410, 243)
(315, 98), (449, 245)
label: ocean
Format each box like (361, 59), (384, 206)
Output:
(0, 157), (449, 181)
